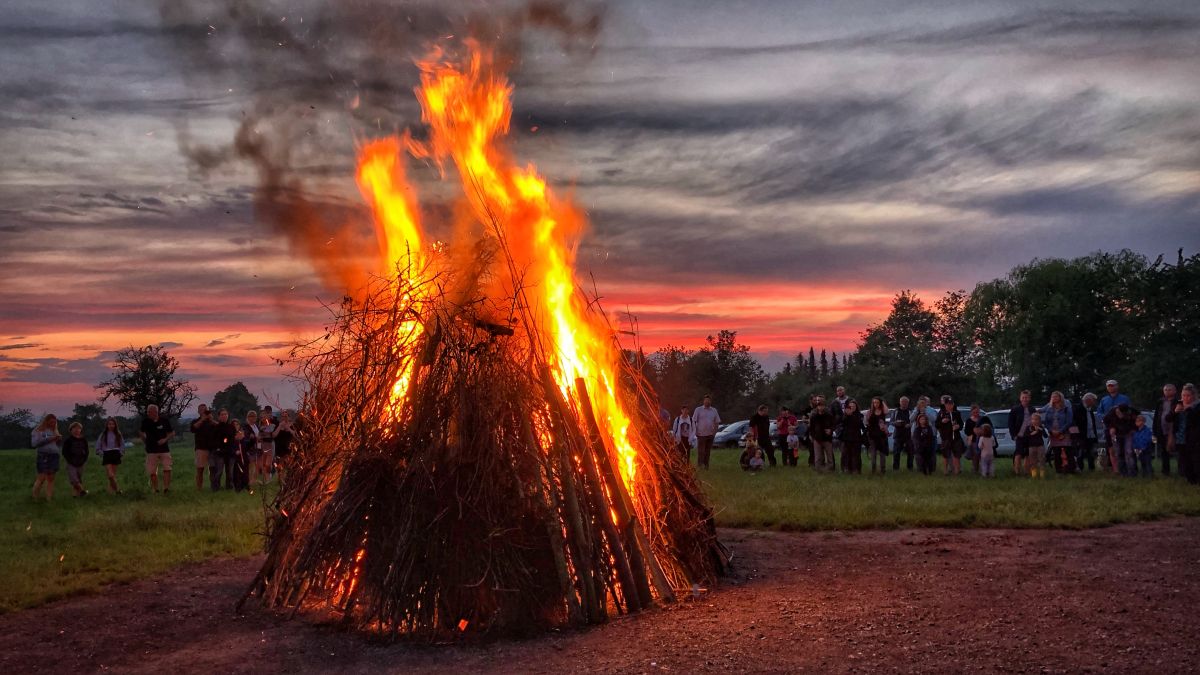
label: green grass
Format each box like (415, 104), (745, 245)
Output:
(0, 443), (270, 613)
(700, 447), (1200, 530)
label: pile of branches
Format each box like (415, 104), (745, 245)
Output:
(243, 263), (728, 639)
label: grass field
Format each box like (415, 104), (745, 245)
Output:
(0, 442), (270, 613)
(4, 442), (1200, 614)
(701, 446), (1200, 530)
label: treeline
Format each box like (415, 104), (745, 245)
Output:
(648, 249), (1199, 418)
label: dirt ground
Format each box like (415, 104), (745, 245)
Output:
(4, 520), (1199, 674)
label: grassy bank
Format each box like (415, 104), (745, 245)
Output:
(700, 446), (1200, 530)
(0, 445), (269, 613)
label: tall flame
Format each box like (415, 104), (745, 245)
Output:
(353, 41), (639, 487)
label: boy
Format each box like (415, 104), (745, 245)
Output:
(1132, 414), (1154, 478)
(748, 447), (765, 472)
(62, 422), (90, 497)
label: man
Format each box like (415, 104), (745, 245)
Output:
(671, 405), (696, 463)
(911, 396), (938, 473)
(799, 394), (819, 467)
(1073, 393), (1101, 471)
(775, 406), (798, 467)
(692, 395), (721, 470)
(139, 404), (175, 494)
(808, 397), (836, 472)
(749, 404), (775, 467)
(1154, 384), (1180, 476)
(211, 408), (238, 491)
(189, 404), (219, 492)
(892, 396), (913, 471)
(1098, 380), (1132, 417)
(830, 386), (849, 471)
(1104, 403), (1137, 476)
(1008, 390), (1036, 476)
(1168, 384), (1200, 485)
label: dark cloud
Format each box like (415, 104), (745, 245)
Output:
(0, 343), (42, 351)
(247, 342), (292, 351)
(0, 354), (113, 386)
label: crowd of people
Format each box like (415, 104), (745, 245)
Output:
(670, 380), (1200, 483)
(29, 403), (296, 501)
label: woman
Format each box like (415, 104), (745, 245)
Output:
(1041, 391), (1075, 474)
(866, 397), (890, 474)
(31, 414), (62, 501)
(273, 409), (295, 483)
(839, 399), (866, 474)
(257, 409), (276, 486)
(239, 412), (260, 493)
(95, 417), (124, 494)
(1168, 384), (1200, 485)
(935, 397), (965, 475)
(914, 414), (937, 476)
(963, 405), (986, 476)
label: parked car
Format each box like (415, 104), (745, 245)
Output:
(714, 421), (749, 448)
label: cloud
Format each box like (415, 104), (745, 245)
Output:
(0, 343), (42, 350)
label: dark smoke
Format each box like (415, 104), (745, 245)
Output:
(157, 0), (602, 293)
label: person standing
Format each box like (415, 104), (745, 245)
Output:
(1073, 393), (1101, 471)
(775, 406), (798, 467)
(1168, 384), (1200, 485)
(799, 394), (819, 468)
(211, 408), (240, 491)
(139, 404), (175, 494)
(831, 387), (849, 472)
(62, 422), (90, 497)
(1024, 413), (1049, 478)
(977, 424), (997, 478)
(808, 397), (835, 472)
(1041, 392), (1075, 474)
(692, 395), (721, 470)
(190, 404), (219, 492)
(274, 409), (295, 484)
(1154, 384), (1180, 476)
(1104, 404), (1137, 477)
(963, 405), (986, 476)
(95, 417), (124, 494)
(31, 414), (62, 501)
(1132, 414), (1154, 477)
(241, 410), (261, 491)
(839, 399), (865, 474)
(866, 397), (890, 474)
(257, 409), (277, 486)
(749, 405), (775, 467)
(1098, 379), (1132, 417)
(1008, 391), (1036, 477)
(913, 414), (937, 476)
(671, 405), (697, 463)
(891, 396), (914, 471)
(935, 397), (965, 475)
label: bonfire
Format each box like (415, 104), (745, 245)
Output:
(241, 40), (728, 638)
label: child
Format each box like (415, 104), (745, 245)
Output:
(1024, 413), (1048, 478)
(914, 414), (936, 476)
(1132, 414), (1154, 478)
(61, 422), (90, 497)
(740, 435), (759, 471)
(748, 447), (765, 472)
(31, 414), (62, 501)
(95, 417), (125, 494)
(977, 424), (997, 478)
(786, 420), (801, 465)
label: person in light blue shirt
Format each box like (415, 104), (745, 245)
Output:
(1098, 380), (1132, 417)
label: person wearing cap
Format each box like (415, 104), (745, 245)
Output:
(1098, 380), (1131, 417)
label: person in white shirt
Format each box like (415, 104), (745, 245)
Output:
(691, 395), (721, 469)
(671, 405), (698, 463)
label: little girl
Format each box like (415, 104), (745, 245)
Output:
(977, 424), (997, 478)
(914, 414), (936, 476)
(1024, 413), (1048, 478)
(95, 417), (124, 494)
(786, 420), (800, 465)
(61, 422), (90, 497)
(748, 447), (765, 472)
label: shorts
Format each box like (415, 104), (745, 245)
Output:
(67, 463), (85, 486)
(36, 452), (60, 474)
(102, 450), (123, 465)
(145, 452), (173, 473)
(194, 449), (210, 468)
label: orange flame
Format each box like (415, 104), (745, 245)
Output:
(354, 41), (639, 488)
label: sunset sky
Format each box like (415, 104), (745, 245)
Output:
(2, 0), (1198, 414)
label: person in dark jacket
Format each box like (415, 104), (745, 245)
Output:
(935, 397), (965, 475)
(1154, 384), (1180, 476)
(1008, 390), (1036, 477)
(211, 408), (241, 491)
(748, 404), (774, 468)
(1104, 404), (1138, 477)
(1072, 393), (1102, 471)
(62, 422), (90, 497)
(190, 404), (219, 492)
(839, 399), (866, 474)
(891, 396), (914, 471)
(1167, 384), (1200, 485)
(963, 405), (987, 475)
(913, 414), (937, 476)
(866, 397), (890, 474)
(808, 398), (836, 473)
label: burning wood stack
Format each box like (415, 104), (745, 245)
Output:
(240, 41), (728, 638)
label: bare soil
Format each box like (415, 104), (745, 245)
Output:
(4, 520), (1199, 674)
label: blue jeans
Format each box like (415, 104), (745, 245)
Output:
(1136, 449), (1154, 477)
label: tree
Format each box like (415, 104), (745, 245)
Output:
(807, 347), (817, 382)
(211, 381), (261, 422)
(0, 406), (36, 449)
(689, 330), (767, 418)
(97, 345), (197, 417)
(831, 352), (840, 377)
(819, 349), (829, 379)
(71, 402), (108, 439)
